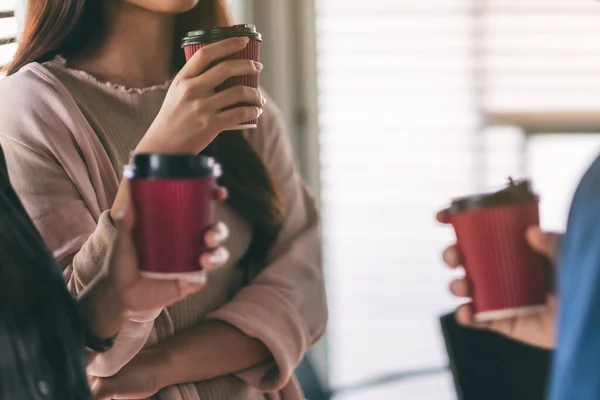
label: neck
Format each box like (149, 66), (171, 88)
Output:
(70, 1), (175, 88)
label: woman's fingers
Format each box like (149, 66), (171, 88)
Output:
(214, 106), (262, 131)
(208, 85), (264, 111)
(455, 304), (475, 325)
(213, 186), (229, 202)
(443, 244), (462, 268)
(455, 303), (491, 331)
(436, 209), (450, 224)
(137, 275), (206, 310)
(175, 278), (206, 297)
(193, 59), (262, 91)
(449, 278), (471, 297)
(200, 247), (230, 270)
(204, 222), (229, 249)
(140, 246), (230, 308)
(179, 37), (250, 79)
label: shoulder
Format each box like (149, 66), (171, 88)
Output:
(0, 63), (73, 149)
(0, 63), (67, 119)
(0, 63), (59, 104)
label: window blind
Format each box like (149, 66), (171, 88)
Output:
(0, 0), (16, 69)
(482, 0), (600, 230)
(315, 1), (474, 397)
(484, 0), (600, 111)
(315, 0), (600, 398)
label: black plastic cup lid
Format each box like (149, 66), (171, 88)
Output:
(182, 24), (262, 47)
(449, 178), (538, 215)
(124, 154), (221, 180)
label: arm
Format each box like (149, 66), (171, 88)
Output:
(0, 140), (125, 369)
(154, 320), (271, 384)
(148, 97), (328, 390)
(92, 319), (272, 396)
(78, 197), (222, 371)
(0, 77), (156, 377)
(79, 275), (127, 367)
(548, 180), (600, 399)
(0, 137), (157, 376)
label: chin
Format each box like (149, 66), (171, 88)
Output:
(124, 0), (200, 14)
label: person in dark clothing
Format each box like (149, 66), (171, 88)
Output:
(0, 148), (230, 399)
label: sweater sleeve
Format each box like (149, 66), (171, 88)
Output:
(0, 71), (155, 377)
(206, 97), (328, 391)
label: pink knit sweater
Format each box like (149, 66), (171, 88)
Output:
(0, 59), (327, 400)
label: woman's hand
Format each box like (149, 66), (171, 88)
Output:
(438, 209), (561, 349)
(136, 37), (266, 155)
(80, 187), (230, 342)
(90, 347), (165, 400)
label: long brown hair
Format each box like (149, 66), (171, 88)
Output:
(6, 0), (284, 267)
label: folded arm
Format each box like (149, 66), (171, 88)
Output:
(146, 98), (328, 390)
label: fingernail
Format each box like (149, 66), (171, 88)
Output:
(214, 222), (229, 242)
(261, 96), (267, 106)
(258, 107), (264, 116)
(443, 247), (457, 264)
(254, 61), (264, 72)
(209, 222), (229, 244)
(209, 248), (228, 264)
(442, 247), (451, 261)
(114, 210), (126, 222)
(240, 37), (250, 44)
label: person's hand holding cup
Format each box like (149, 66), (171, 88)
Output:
(438, 179), (561, 349)
(136, 31), (265, 156)
(182, 24), (263, 130)
(80, 182), (230, 344)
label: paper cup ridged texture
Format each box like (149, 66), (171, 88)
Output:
(131, 178), (214, 276)
(449, 180), (547, 321)
(183, 25), (262, 129)
(125, 155), (218, 280)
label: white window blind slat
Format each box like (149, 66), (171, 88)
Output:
(0, 15), (16, 40)
(0, 0), (14, 12)
(0, 0), (17, 69)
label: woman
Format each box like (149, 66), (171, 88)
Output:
(0, 146), (230, 399)
(0, 1), (327, 399)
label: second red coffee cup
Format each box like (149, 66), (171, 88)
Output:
(449, 179), (548, 321)
(182, 24), (262, 130)
(125, 154), (221, 282)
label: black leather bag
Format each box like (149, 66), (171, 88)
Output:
(440, 312), (551, 400)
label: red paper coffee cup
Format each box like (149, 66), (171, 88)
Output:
(182, 24), (262, 130)
(449, 179), (547, 321)
(125, 154), (221, 281)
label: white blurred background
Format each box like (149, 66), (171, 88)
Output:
(4, 0), (600, 398)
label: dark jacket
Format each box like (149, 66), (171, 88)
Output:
(0, 148), (91, 400)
